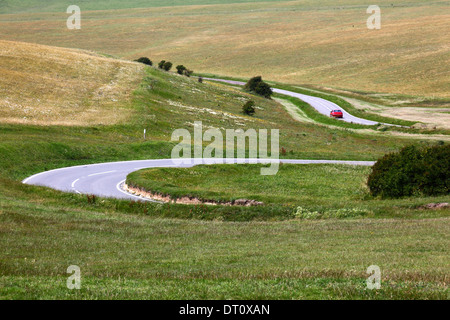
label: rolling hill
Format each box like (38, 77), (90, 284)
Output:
(0, 40), (145, 125)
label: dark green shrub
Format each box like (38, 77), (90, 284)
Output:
(135, 57), (152, 66)
(163, 61), (173, 71)
(176, 65), (186, 75)
(158, 60), (166, 69)
(254, 81), (273, 98)
(244, 76), (262, 91)
(242, 100), (256, 116)
(367, 144), (449, 198)
(244, 76), (273, 98)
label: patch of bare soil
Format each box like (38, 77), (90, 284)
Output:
(419, 203), (449, 210)
(123, 184), (264, 207)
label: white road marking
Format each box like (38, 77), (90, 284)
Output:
(134, 165), (178, 170)
(71, 178), (82, 194)
(88, 170), (117, 177)
(71, 178), (80, 188)
(115, 180), (163, 203)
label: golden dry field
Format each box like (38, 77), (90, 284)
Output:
(0, 40), (145, 126)
(0, 0), (448, 99)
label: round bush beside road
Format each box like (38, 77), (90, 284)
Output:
(368, 144), (449, 198)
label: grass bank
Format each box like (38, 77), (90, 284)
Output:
(126, 164), (450, 220)
(0, 194), (448, 299)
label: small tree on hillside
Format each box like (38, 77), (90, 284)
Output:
(242, 100), (256, 116)
(244, 76), (263, 91)
(135, 57), (152, 66)
(244, 76), (273, 99)
(163, 61), (173, 71)
(158, 60), (166, 69)
(254, 81), (273, 99)
(176, 65), (187, 75)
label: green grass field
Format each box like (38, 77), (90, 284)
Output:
(1, 203), (448, 299)
(0, 40), (448, 299)
(126, 164), (450, 220)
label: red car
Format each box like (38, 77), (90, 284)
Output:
(330, 110), (343, 118)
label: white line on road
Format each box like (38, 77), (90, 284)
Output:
(71, 178), (82, 194)
(134, 165), (178, 170)
(88, 170), (117, 177)
(71, 178), (80, 189)
(115, 180), (163, 203)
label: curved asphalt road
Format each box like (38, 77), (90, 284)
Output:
(23, 158), (375, 202)
(23, 80), (382, 201)
(203, 78), (383, 126)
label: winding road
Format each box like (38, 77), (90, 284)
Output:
(23, 80), (385, 201)
(203, 78), (382, 126)
(23, 158), (375, 202)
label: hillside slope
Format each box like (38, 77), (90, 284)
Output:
(0, 40), (145, 125)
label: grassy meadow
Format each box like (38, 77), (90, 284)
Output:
(126, 163), (450, 219)
(0, 38), (448, 299)
(1, 200), (448, 299)
(0, 0), (448, 100)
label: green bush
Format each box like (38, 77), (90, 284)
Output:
(162, 61), (173, 71)
(176, 65), (186, 75)
(254, 82), (273, 98)
(158, 60), (166, 69)
(135, 57), (152, 66)
(242, 100), (256, 116)
(367, 144), (449, 198)
(244, 76), (273, 98)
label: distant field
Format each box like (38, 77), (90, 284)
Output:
(0, 0), (448, 99)
(0, 0), (291, 14)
